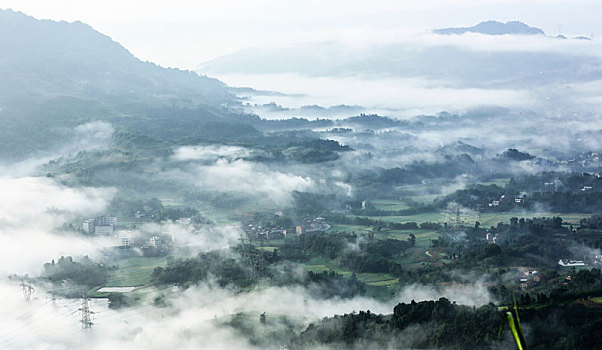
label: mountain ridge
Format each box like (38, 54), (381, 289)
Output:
(434, 20), (545, 36)
(0, 8), (243, 159)
(0, 8), (231, 103)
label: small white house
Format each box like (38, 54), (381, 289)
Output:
(558, 259), (585, 267)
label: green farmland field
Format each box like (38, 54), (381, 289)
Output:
(105, 257), (167, 287)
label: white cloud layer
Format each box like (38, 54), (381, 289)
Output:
(170, 145), (313, 205)
(0, 277), (493, 350)
(221, 73), (535, 118)
(0, 176), (116, 275)
(2, 1), (602, 67)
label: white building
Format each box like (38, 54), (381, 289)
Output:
(82, 219), (95, 234)
(119, 232), (132, 247)
(84, 216), (116, 235)
(558, 259), (585, 267)
(96, 216), (117, 226)
(94, 225), (113, 235)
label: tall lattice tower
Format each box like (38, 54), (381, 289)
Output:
(79, 293), (94, 330)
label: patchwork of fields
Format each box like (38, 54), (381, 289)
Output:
(93, 198), (596, 302)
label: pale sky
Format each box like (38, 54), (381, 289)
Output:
(1, 0), (601, 69)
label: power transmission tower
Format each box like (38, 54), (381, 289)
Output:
(240, 231), (266, 279)
(20, 280), (34, 301)
(79, 293), (94, 331)
(249, 253), (266, 279)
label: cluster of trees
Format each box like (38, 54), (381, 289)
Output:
(341, 253), (406, 275)
(292, 191), (337, 217)
(580, 215), (602, 229)
(110, 197), (204, 223)
(278, 233), (412, 276)
(441, 172), (602, 212)
(42, 256), (112, 290)
(429, 216), (574, 269)
(278, 233), (356, 261)
(222, 297), (602, 349)
(500, 148), (534, 161)
(268, 138), (351, 163)
(152, 251), (255, 288)
(294, 295), (602, 349)
(527, 191), (602, 213)
(151, 246), (369, 299)
(305, 271), (365, 299)
(370, 154), (477, 185)
(506, 172), (601, 193)
(391, 298), (500, 348)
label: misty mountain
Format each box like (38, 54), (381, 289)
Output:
(434, 20), (545, 35)
(199, 24), (602, 89)
(0, 9), (361, 165)
(0, 9), (249, 159)
(0, 9), (231, 103)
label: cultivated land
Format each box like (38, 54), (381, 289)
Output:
(105, 257), (168, 287)
(356, 211), (590, 226)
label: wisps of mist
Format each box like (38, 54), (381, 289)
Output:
(0, 273), (495, 350)
(168, 145), (314, 206)
(0, 176), (116, 275)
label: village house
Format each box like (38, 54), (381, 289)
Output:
(558, 259), (585, 267)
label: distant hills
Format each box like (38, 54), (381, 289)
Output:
(434, 20), (545, 36)
(199, 20), (602, 88)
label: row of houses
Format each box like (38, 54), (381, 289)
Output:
(519, 269), (540, 289)
(109, 230), (173, 252)
(245, 217), (331, 241)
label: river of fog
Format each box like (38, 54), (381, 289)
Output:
(213, 72), (602, 124)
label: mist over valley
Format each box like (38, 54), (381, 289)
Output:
(1, 4), (602, 350)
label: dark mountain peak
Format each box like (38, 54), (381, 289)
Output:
(1, 8), (137, 63)
(434, 20), (545, 36)
(0, 8), (230, 103)
(0, 8), (235, 159)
